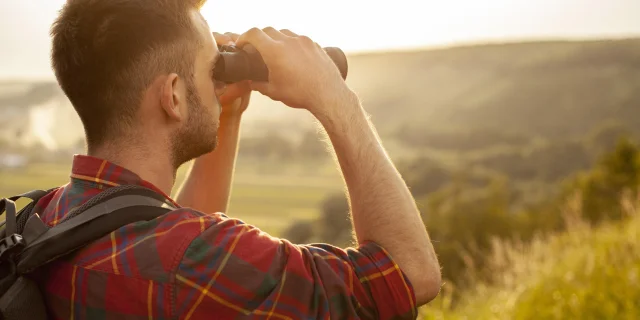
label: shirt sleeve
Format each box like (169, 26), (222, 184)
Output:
(173, 214), (418, 320)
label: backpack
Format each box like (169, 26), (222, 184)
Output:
(0, 185), (176, 319)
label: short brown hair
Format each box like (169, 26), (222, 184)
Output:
(51, 0), (207, 150)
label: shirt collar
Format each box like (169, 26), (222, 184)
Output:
(70, 154), (179, 207)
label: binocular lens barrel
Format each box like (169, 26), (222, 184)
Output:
(213, 45), (348, 84)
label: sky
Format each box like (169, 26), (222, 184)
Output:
(1, 0), (639, 80)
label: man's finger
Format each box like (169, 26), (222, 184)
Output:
(212, 32), (234, 45)
(224, 32), (239, 42)
(280, 29), (298, 37)
(236, 27), (278, 53)
(262, 27), (288, 41)
(279, 29), (320, 48)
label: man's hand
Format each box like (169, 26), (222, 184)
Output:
(213, 32), (251, 119)
(236, 28), (352, 119)
(236, 27), (442, 306)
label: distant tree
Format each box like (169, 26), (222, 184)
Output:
(529, 140), (592, 182)
(587, 121), (632, 157)
(239, 131), (294, 161)
(296, 130), (328, 161)
(475, 140), (592, 183)
(580, 137), (640, 223)
(281, 192), (353, 248)
(265, 132), (294, 160)
(395, 126), (531, 152)
(398, 157), (450, 197)
(319, 193), (352, 246)
(281, 220), (314, 244)
(474, 149), (537, 181)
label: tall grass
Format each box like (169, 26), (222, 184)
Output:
(421, 190), (640, 319)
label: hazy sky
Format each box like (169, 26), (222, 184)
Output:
(1, 0), (639, 80)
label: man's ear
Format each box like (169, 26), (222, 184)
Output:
(160, 73), (185, 121)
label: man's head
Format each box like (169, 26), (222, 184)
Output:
(51, 0), (223, 168)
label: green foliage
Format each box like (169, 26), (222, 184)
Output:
(239, 131), (294, 162)
(238, 129), (330, 164)
(528, 140), (593, 182)
(423, 176), (523, 290)
(300, 137), (640, 301)
(296, 130), (329, 162)
(420, 137), (640, 301)
(472, 140), (592, 183)
(514, 223), (640, 320)
(398, 157), (452, 197)
(281, 220), (314, 244)
(579, 138), (640, 224)
(423, 207), (640, 320)
(280, 192), (353, 247)
(586, 120), (632, 157)
(416, 137), (640, 318)
(318, 193), (352, 246)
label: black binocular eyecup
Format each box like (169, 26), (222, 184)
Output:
(213, 44), (348, 84)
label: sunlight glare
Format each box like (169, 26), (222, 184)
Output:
(199, 0), (457, 53)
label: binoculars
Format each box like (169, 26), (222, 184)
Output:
(213, 44), (348, 84)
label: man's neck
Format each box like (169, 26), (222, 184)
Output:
(89, 145), (176, 196)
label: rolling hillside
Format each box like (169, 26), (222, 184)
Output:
(348, 38), (640, 138)
(1, 38), (639, 149)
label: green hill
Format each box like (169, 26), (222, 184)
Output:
(345, 38), (640, 139)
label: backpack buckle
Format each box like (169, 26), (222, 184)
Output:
(0, 234), (26, 262)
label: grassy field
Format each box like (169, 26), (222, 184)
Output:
(0, 160), (343, 236)
(421, 201), (640, 319)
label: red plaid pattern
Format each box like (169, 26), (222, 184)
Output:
(33, 155), (417, 319)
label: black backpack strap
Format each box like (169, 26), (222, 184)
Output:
(0, 188), (58, 237)
(0, 189), (54, 213)
(15, 185), (175, 274)
(1, 199), (17, 237)
(7, 190), (51, 202)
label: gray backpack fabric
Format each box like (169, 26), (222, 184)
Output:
(0, 185), (174, 319)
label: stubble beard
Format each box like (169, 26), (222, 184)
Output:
(170, 81), (218, 169)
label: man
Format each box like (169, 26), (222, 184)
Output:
(35, 0), (441, 318)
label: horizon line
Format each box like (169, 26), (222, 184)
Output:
(2, 33), (639, 82)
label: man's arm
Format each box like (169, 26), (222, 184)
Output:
(317, 91), (442, 304)
(174, 111), (242, 213)
(236, 27), (442, 305)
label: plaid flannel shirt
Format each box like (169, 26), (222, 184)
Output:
(32, 155), (417, 319)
